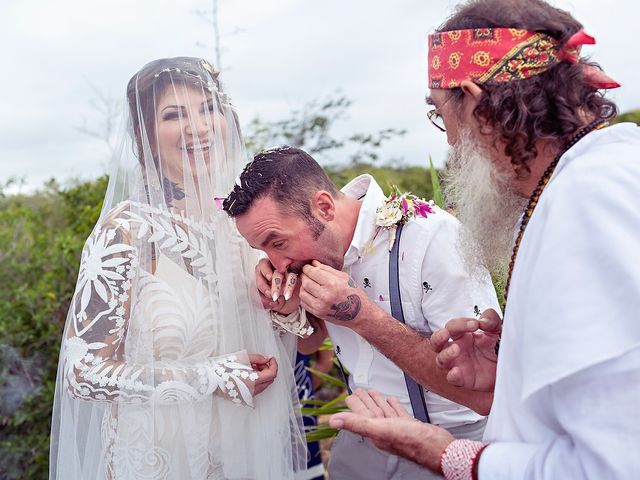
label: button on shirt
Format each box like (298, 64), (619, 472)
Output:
(325, 175), (501, 428)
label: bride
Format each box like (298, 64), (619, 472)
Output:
(49, 57), (307, 479)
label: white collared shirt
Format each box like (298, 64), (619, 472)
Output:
(479, 123), (640, 478)
(325, 175), (501, 428)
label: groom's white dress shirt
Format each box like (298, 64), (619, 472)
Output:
(325, 174), (500, 429)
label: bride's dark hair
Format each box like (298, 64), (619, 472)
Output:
(126, 56), (236, 164)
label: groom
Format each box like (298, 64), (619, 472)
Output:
(224, 146), (499, 479)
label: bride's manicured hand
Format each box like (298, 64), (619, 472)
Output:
(255, 258), (300, 315)
(248, 354), (278, 396)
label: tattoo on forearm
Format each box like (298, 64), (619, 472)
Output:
(347, 277), (356, 288)
(330, 295), (361, 321)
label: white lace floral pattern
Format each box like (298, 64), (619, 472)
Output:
(63, 201), (259, 408)
(270, 308), (314, 338)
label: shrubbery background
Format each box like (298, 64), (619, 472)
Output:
(1, 176), (107, 478)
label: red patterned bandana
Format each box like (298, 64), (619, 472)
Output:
(428, 28), (620, 90)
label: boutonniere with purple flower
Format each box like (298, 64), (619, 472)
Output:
(375, 187), (436, 251)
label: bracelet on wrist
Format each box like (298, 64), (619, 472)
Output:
(270, 308), (314, 338)
(440, 439), (488, 480)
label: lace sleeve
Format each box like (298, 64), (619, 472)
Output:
(61, 204), (259, 407)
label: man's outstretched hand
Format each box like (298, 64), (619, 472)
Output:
(430, 308), (502, 392)
(329, 389), (454, 472)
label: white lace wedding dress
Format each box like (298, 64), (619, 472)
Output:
(57, 202), (287, 479)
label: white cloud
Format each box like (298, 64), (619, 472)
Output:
(2, 0), (638, 189)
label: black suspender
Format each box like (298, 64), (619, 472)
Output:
(388, 224), (430, 423)
(334, 223), (431, 423)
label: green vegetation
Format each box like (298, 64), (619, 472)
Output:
(612, 109), (640, 125)
(0, 177), (108, 479)
(327, 163), (435, 199)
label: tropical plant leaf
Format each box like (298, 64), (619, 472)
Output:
(305, 424), (341, 442)
(300, 399), (328, 406)
(321, 391), (349, 409)
(429, 155), (444, 209)
(306, 367), (347, 388)
(301, 405), (348, 416)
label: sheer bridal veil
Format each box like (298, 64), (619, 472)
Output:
(50, 57), (307, 480)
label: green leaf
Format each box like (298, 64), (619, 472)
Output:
(429, 155), (444, 209)
(306, 367), (347, 388)
(300, 399), (328, 406)
(300, 405), (348, 416)
(321, 391), (349, 409)
(305, 424), (341, 442)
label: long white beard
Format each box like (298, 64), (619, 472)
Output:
(442, 130), (526, 282)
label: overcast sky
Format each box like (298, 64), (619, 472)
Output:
(2, 0), (638, 191)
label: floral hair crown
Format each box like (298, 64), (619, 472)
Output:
(153, 60), (232, 103)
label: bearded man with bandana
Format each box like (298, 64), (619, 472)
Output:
(320, 0), (640, 479)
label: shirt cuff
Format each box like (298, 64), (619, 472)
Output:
(270, 308), (314, 338)
(478, 442), (541, 480)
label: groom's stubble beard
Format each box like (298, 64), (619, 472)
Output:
(442, 129), (526, 282)
(288, 215), (345, 274)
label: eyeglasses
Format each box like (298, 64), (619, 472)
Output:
(426, 95), (454, 133)
(427, 109), (446, 132)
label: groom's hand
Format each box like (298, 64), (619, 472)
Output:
(300, 260), (374, 325)
(255, 259), (299, 315)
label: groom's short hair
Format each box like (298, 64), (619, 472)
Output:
(223, 146), (340, 221)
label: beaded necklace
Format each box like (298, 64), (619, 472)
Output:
(494, 119), (605, 356)
(503, 119), (605, 304)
